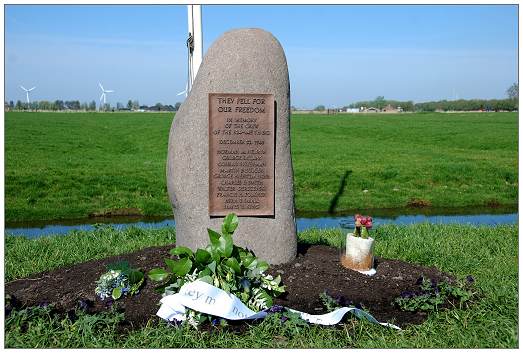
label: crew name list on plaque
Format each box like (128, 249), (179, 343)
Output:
(209, 93), (275, 216)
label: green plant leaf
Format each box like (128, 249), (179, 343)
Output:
(195, 249), (211, 264)
(248, 267), (264, 278)
(219, 232), (233, 258)
(129, 277), (144, 295)
(246, 258), (258, 270)
(164, 282), (183, 296)
(240, 252), (256, 268)
(207, 245), (221, 262)
(170, 258), (193, 277)
(225, 257), (241, 274)
(257, 260), (269, 272)
(221, 213), (239, 235)
(207, 261), (217, 274)
(128, 269), (144, 285)
(264, 295), (273, 308)
(164, 258), (177, 272)
(169, 246), (194, 258)
(112, 287), (122, 300)
(198, 275), (213, 284)
(148, 268), (170, 282)
(198, 268), (211, 278)
(208, 229), (221, 248)
(220, 278), (231, 293)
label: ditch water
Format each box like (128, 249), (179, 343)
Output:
(4, 206), (518, 239)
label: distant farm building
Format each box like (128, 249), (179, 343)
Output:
(382, 104), (403, 113)
(358, 105), (404, 113)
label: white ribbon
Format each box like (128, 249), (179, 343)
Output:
(157, 280), (401, 330)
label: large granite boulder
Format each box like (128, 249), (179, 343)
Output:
(166, 28), (296, 264)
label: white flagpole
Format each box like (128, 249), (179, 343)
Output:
(187, 5), (203, 94)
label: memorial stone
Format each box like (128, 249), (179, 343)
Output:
(167, 28), (296, 264)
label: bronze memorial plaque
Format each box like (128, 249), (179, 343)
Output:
(209, 93), (275, 216)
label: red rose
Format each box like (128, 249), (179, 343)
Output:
(365, 216), (373, 229)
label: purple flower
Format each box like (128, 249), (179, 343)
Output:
(268, 305), (284, 313)
(334, 295), (347, 306)
(211, 318), (221, 326)
(280, 315), (288, 323)
(431, 279), (438, 288)
(401, 291), (414, 298)
(77, 299), (92, 311)
(466, 275), (475, 284)
(169, 319), (183, 327)
(355, 303), (363, 310)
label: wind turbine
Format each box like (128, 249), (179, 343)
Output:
(20, 85), (36, 103)
(98, 83), (114, 109)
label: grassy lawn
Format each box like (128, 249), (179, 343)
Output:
(5, 112), (172, 222)
(292, 112), (517, 212)
(4, 223), (518, 348)
(4, 111), (518, 222)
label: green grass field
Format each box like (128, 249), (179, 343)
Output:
(5, 224), (518, 348)
(5, 111), (518, 348)
(4, 111), (518, 222)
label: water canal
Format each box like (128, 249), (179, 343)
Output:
(5, 206), (518, 239)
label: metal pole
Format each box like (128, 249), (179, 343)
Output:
(187, 5), (203, 91)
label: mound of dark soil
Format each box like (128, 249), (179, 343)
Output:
(5, 244), (453, 330)
(269, 245), (454, 326)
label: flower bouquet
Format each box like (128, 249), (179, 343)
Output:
(340, 214), (375, 274)
(95, 261), (145, 300)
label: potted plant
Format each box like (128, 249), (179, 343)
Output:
(340, 214), (375, 274)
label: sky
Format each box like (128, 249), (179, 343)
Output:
(4, 4), (519, 109)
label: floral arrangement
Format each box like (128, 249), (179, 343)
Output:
(148, 213), (285, 326)
(95, 261), (145, 300)
(352, 214), (373, 239)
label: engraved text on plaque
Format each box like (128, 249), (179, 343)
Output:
(209, 93), (275, 216)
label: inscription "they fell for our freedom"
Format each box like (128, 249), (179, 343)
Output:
(208, 93), (275, 217)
